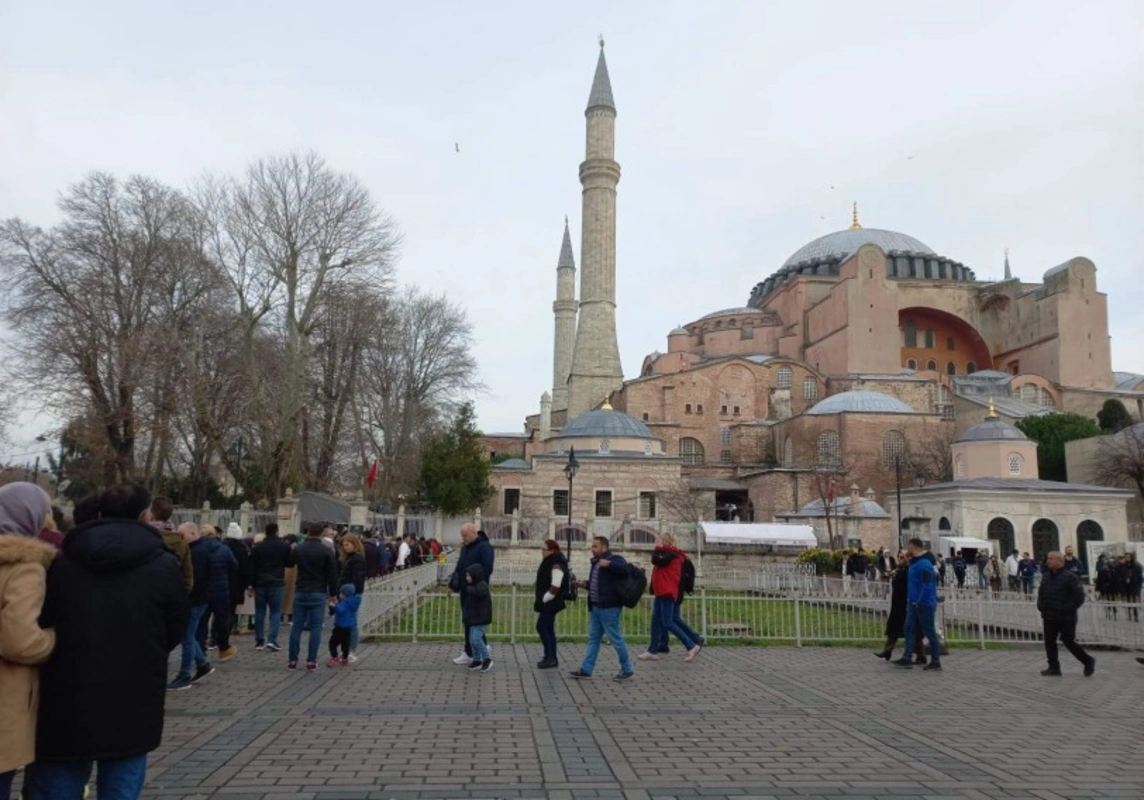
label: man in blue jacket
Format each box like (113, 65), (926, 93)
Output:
(450, 523), (495, 666)
(569, 535), (634, 681)
(894, 538), (943, 671)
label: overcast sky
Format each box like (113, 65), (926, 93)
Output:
(2, 0), (1142, 458)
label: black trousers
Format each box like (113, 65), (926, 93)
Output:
(1043, 618), (1092, 669)
(209, 597), (231, 650)
(329, 625), (351, 658)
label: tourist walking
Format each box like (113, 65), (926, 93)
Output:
(282, 534), (298, 621)
(1063, 546), (1084, 579)
(449, 523), (494, 665)
(207, 527), (240, 661)
(570, 536), (634, 681)
(1095, 558), (1121, 619)
(338, 534), (367, 660)
(396, 533), (412, 570)
(149, 495), (193, 592)
(223, 523), (251, 637)
(640, 532), (701, 662)
(985, 554), (1002, 593)
(326, 584), (361, 667)
(1119, 552), (1142, 622)
(463, 564), (494, 672)
(975, 550), (989, 591)
(1018, 552), (1039, 597)
(0, 483), (57, 800)
(534, 539), (569, 668)
(894, 538), (942, 671)
(249, 522), (291, 651)
(952, 550), (967, 590)
(1005, 549), (1020, 592)
(874, 549), (926, 664)
(169, 523), (229, 690)
(1037, 550), (1095, 677)
(287, 523), (339, 672)
(31, 483), (189, 799)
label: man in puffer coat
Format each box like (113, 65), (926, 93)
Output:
(1038, 550), (1095, 677)
(449, 523), (494, 666)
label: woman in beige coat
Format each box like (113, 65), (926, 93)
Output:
(0, 482), (57, 799)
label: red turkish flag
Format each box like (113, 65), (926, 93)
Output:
(366, 460), (379, 489)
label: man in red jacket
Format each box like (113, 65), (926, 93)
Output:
(639, 532), (702, 662)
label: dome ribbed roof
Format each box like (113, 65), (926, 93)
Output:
(783, 228), (934, 269)
(698, 307), (761, 321)
(492, 458), (531, 470)
(955, 417), (1027, 443)
(807, 390), (914, 415)
(561, 409), (653, 439)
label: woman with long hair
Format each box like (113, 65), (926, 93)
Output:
(338, 534), (367, 661)
(874, 549), (926, 664)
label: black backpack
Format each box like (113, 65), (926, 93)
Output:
(614, 564), (648, 609)
(561, 569), (578, 602)
(679, 556), (696, 595)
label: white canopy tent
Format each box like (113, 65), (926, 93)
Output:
(937, 535), (994, 555)
(700, 522), (817, 548)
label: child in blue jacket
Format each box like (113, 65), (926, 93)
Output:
(327, 584), (361, 667)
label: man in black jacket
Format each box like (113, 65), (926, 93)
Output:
(450, 523), (495, 665)
(286, 523), (339, 671)
(1038, 550), (1095, 677)
(569, 535), (635, 681)
(31, 483), (189, 799)
(249, 522), (291, 651)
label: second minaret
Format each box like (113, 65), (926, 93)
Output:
(566, 43), (623, 418)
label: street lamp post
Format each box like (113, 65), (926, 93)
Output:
(563, 448), (579, 558)
(895, 455), (904, 550)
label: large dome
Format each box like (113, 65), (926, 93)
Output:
(560, 409), (653, 439)
(807, 390), (915, 415)
(783, 228), (934, 269)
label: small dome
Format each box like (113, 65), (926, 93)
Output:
(807, 390), (914, 415)
(955, 416), (1027, 443)
(698, 307), (760, 322)
(560, 409), (654, 439)
(493, 458), (531, 470)
(782, 228), (935, 269)
(792, 497), (890, 518)
(669, 326), (689, 336)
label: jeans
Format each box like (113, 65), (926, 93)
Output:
(254, 585), (284, 646)
(178, 603), (210, 679)
(672, 602), (702, 646)
(901, 604), (941, 664)
(536, 612), (558, 661)
(978, 571), (988, 590)
(469, 624), (490, 662)
(649, 596), (697, 653)
(1043, 618), (1093, 669)
(1022, 577), (1035, 596)
(581, 606), (632, 676)
(349, 624), (359, 654)
(28, 753), (148, 799)
(289, 591), (328, 664)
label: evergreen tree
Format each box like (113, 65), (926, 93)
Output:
(1097, 398), (1133, 433)
(419, 403), (493, 515)
(1014, 412), (1101, 482)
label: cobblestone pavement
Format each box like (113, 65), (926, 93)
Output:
(147, 640), (1144, 800)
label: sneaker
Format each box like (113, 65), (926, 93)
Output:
(569, 669), (591, 679)
(468, 659), (484, 671)
(206, 641), (217, 650)
(339, 657), (348, 666)
(326, 657), (341, 668)
(453, 652), (473, 665)
(922, 662), (942, 671)
(1084, 660), (1096, 677)
(287, 660), (297, 670)
(480, 659), (493, 672)
(266, 642), (281, 652)
(191, 664), (215, 683)
(1041, 667), (1062, 676)
(637, 652), (660, 661)
(255, 643), (265, 651)
(167, 676), (192, 691)
(347, 652), (358, 663)
(219, 645), (238, 662)
(685, 645), (702, 662)
(306, 661), (318, 673)
(613, 671), (634, 682)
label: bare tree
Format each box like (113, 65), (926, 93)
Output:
(656, 478), (716, 529)
(910, 424), (955, 484)
(1093, 427), (1144, 522)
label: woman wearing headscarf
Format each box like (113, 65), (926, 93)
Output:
(874, 549), (926, 664)
(0, 482), (57, 800)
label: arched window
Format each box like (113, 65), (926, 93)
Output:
(816, 430), (841, 466)
(1076, 520), (1103, 573)
(907, 358), (917, 370)
(803, 376), (818, 399)
(966, 362), (977, 374)
(777, 365), (793, 389)
(1031, 518), (1059, 561)
(882, 430), (906, 469)
(783, 436), (793, 467)
(599, 438), (610, 455)
(1007, 453), (1022, 475)
(956, 455), (965, 478)
(946, 362), (956, 376)
(939, 517), (951, 531)
(926, 360), (937, 371)
(679, 437), (705, 465)
(987, 517), (1015, 556)
(1039, 388), (1055, 408)
(903, 320), (917, 348)
(1019, 384), (1037, 403)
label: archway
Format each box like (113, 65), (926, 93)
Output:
(939, 517), (951, 532)
(556, 524), (587, 544)
(628, 525), (658, 545)
(987, 517), (1015, 557)
(898, 307), (993, 374)
(1076, 520), (1104, 574)
(1031, 519), (1059, 561)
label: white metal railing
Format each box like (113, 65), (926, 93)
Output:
(361, 583), (1144, 650)
(358, 557), (451, 632)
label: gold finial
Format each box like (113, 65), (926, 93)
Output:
(601, 393), (613, 410)
(849, 202), (861, 230)
(986, 396), (998, 420)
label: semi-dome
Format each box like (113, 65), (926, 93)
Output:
(783, 228), (935, 269)
(807, 390), (914, 415)
(560, 409), (654, 439)
(955, 415), (1027, 443)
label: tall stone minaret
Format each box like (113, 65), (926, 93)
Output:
(566, 42), (623, 418)
(551, 218), (577, 411)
